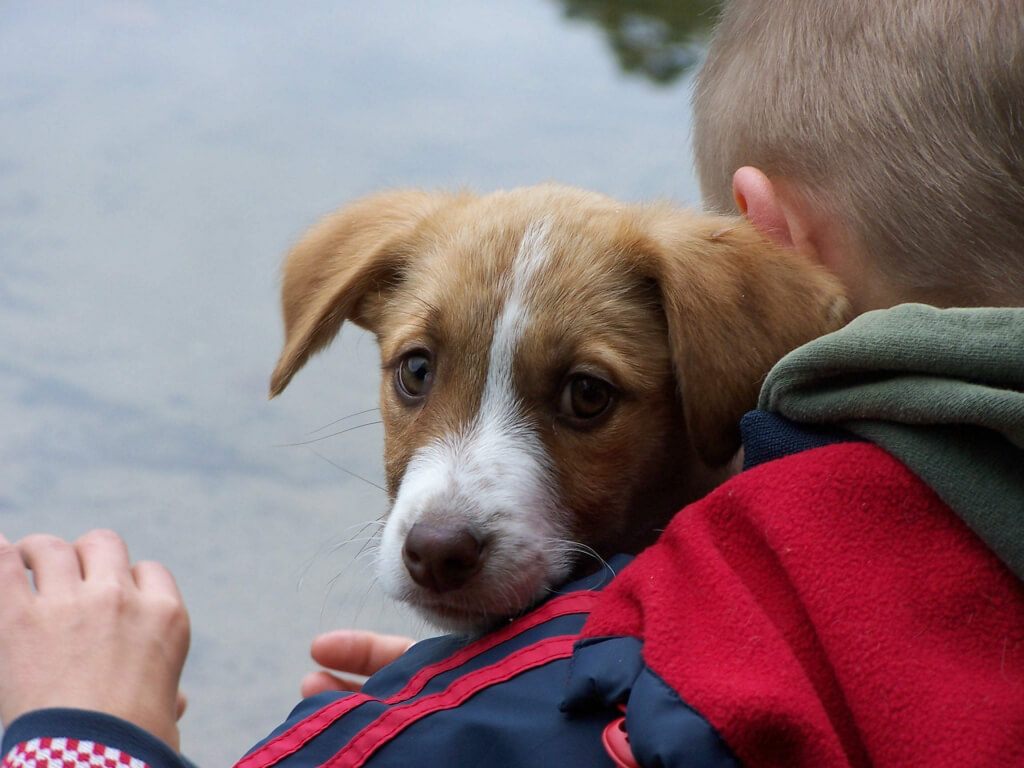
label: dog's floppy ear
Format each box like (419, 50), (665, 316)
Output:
(628, 210), (849, 465)
(269, 189), (455, 398)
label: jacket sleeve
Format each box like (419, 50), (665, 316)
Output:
(2, 709), (196, 768)
(570, 442), (1024, 768)
(563, 635), (741, 768)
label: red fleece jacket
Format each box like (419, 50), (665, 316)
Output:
(581, 441), (1024, 767)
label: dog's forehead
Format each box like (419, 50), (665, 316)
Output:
(384, 208), (654, 353)
(443, 208), (629, 294)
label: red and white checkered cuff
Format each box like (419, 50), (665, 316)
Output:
(3, 737), (150, 768)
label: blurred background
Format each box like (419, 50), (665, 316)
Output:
(0, 1), (720, 764)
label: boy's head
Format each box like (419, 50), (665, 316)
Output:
(692, 0), (1024, 311)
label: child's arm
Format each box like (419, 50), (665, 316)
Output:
(0, 530), (190, 766)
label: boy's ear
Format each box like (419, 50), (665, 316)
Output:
(732, 166), (795, 249)
(269, 189), (456, 398)
(627, 210), (849, 465)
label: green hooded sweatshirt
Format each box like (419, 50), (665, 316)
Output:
(760, 303), (1024, 580)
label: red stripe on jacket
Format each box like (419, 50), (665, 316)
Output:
(324, 635), (579, 768)
(236, 591), (597, 768)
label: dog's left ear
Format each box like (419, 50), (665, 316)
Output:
(270, 189), (456, 398)
(627, 211), (850, 465)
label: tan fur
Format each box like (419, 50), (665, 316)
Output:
(270, 184), (849, 625)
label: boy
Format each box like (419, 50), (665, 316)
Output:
(3, 1), (1022, 765)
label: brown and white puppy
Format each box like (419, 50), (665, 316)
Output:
(270, 184), (847, 633)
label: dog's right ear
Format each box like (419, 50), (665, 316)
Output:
(269, 189), (454, 398)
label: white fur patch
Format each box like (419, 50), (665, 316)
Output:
(377, 219), (574, 628)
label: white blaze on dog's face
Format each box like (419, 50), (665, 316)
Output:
(269, 184), (849, 632)
(376, 219), (569, 629)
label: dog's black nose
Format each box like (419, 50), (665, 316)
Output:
(402, 523), (484, 593)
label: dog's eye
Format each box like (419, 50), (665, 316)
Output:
(559, 375), (612, 421)
(396, 353), (432, 401)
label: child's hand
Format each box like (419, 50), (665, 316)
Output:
(301, 630), (414, 696)
(0, 530), (190, 752)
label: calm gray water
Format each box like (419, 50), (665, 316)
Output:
(0, 2), (711, 764)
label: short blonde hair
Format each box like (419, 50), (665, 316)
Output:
(692, 0), (1024, 305)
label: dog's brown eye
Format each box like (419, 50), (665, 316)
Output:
(559, 375), (612, 421)
(396, 353), (432, 401)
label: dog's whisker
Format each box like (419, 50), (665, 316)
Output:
(273, 420), (383, 449)
(307, 407), (381, 436)
(346, 516), (387, 563)
(328, 536), (381, 548)
(304, 447), (387, 493)
(326, 532), (385, 557)
(543, 539), (615, 579)
(331, 537), (382, 571)
(351, 573), (385, 629)
(351, 547), (380, 570)
(338, 517), (387, 545)
(353, 534), (381, 564)
(308, 521), (387, 629)
(320, 568), (350, 628)
(336, 518), (387, 537)
(295, 531), (358, 591)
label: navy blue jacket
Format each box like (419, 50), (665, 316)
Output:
(235, 557), (629, 768)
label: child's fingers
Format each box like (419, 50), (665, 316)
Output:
(310, 630), (414, 677)
(301, 669), (365, 697)
(0, 532), (21, 569)
(0, 533), (32, 595)
(16, 534), (82, 591)
(131, 560), (190, 652)
(75, 529), (132, 583)
(131, 558), (183, 599)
